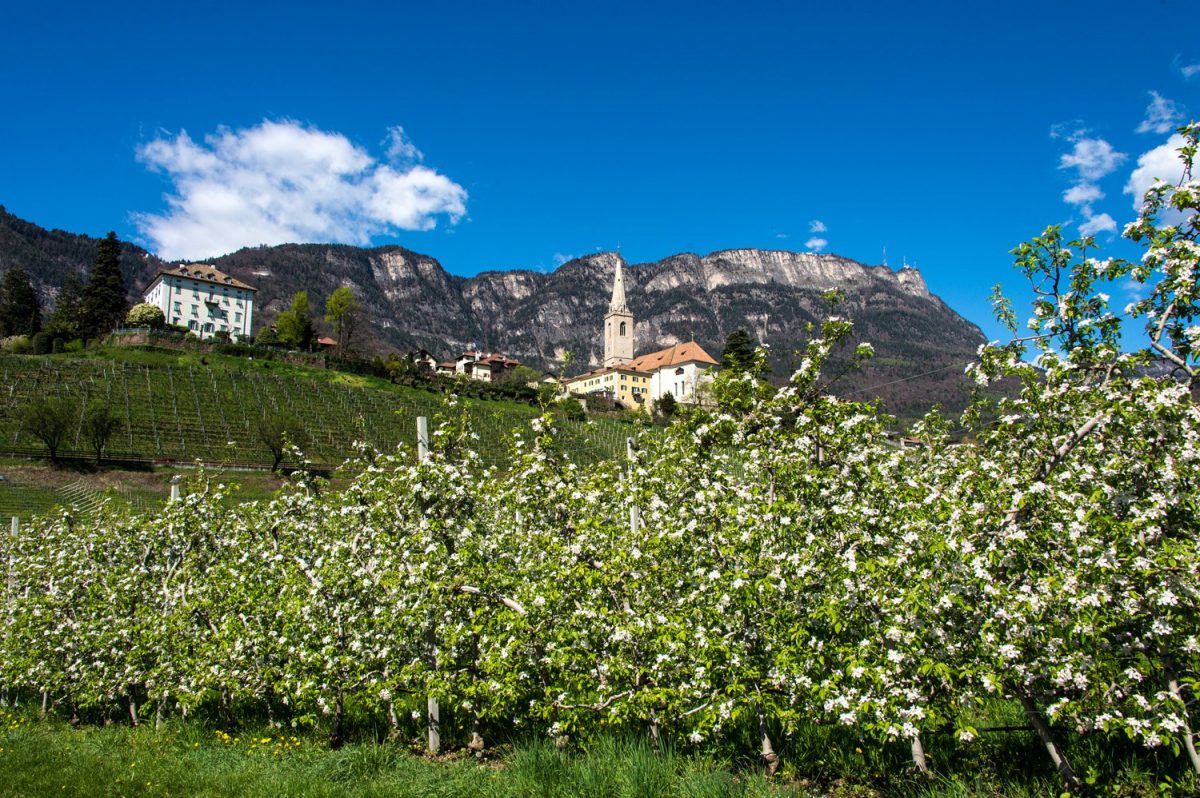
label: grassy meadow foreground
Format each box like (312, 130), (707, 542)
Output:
(0, 705), (1189, 797)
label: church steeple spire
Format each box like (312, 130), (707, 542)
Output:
(603, 254), (634, 367)
(609, 258), (629, 314)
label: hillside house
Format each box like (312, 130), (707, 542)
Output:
(143, 264), (256, 340)
(448, 349), (523, 382)
(563, 260), (719, 411)
(405, 350), (439, 372)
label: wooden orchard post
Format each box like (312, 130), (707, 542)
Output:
(417, 417), (439, 755)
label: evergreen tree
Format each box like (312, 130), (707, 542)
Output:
(0, 266), (41, 336)
(81, 231), (128, 338)
(720, 329), (758, 372)
(47, 271), (85, 339)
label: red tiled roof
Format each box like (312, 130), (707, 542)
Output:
(456, 351), (521, 368)
(627, 341), (719, 371)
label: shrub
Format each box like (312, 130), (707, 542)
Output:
(1, 335), (32, 354)
(255, 326), (280, 347)
(215, 342), (261, 358)
(126, 303), (165, 329)
(553, 397), (587, 421)
(655, 393), (677, 418)
(31, 331), (52, 355)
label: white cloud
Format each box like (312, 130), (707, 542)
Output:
(1125, 133), (1191, 214)
(1063, 183), (1103, 206)
(135, 120), (467, 260)
(1181, 63), (1200, 79)
(808, 219), (827, 233)
(383, 126), (423, 165)
(1078, 212), (1117, 236)
(1059, 137), (1126, 182)
(1050, 120), (1089, 141)
(1136, 91), (1182, 135)
(552, 252), (577, 266)
(1054, 128), (1126, 238)
(805, 236), (828, 252)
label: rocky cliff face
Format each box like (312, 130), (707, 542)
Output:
(0, 207), (984, 419)
(202, 245), (983, 418)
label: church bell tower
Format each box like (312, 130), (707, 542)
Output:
(603, 257), (634, 367)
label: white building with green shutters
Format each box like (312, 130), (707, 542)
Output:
(142, 264), (257, 340)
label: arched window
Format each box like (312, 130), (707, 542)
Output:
(619, 321), (627, 336)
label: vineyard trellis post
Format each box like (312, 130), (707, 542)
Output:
(170, 476), (181, 503)
(417, 416), (439, 755)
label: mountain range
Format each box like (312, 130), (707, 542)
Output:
(0, 206), (985, 420)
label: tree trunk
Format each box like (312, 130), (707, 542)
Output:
(468, 715), (485, 755)
(757, 705), (780, 776)
(40, 691), (48, 719)
(1164, 655), (1200, 775)
(1018, 692), (1081, 794)
(329, 690), (346, 749)
(128, 693), (139, 727)
(911, 734), (930, 775)
(387, 700), (400, 735)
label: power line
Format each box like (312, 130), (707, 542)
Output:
(846, 361), (971, 396)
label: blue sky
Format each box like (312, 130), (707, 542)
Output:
(1, 0), (1198, 343)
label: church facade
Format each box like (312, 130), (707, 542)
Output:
(563, 260), (718, 412)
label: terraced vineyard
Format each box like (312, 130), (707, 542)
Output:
(0, 353), (637, 470)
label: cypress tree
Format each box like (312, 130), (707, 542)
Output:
(81, 231), (128, 338)
(0, 266), (42, 336)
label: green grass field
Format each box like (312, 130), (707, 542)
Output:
(0, 458), (295, 522)
(0, 704), (1188, 798)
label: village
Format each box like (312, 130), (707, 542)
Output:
(137, 256), (721, 415)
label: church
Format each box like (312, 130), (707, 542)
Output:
(563, 260), (719, 412)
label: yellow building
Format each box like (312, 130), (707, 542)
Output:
(565, 363), (653, 409)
